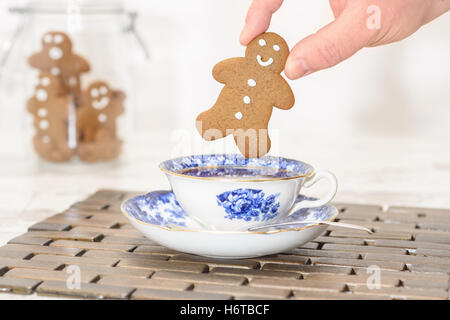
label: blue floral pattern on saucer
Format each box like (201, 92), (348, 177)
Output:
(122, 191), (187, 227)
(122, 190), (337, 232)
(216, 188), (280, 222)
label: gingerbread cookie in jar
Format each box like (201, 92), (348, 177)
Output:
(27, 72), (74, 162)
(77, 81), (126, 162)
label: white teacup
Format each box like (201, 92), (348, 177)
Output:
(159, 154), (337, 231)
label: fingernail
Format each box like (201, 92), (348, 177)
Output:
(286, 58), (311, 79)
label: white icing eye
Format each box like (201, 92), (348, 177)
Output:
(243, 96), (251, 104)
(258, 39), (266, 46)
(49, 47), (63, 60)
(37, 108), (48, 117)
(98, 113), (107, 123)
(54, 34), (63, 44)
(99, 86), (108, 95)
(41, 136), (51, 143)
(235, 112), (243, 120)
(39, 120), (49, 129)
(44, 34), (53, 43)
(273, 44), (280, 51)
(51, 67), (60, 75)
(247, 79), (256, 87)
(68, 77), (77, 86)
(90, 88), (99, 98)
(40, 77), (50, 86)
(36, 89), (48, 101)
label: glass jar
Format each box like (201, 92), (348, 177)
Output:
(0, 0), (148, 163)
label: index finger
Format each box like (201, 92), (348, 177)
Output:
(239, 0), (284, 45)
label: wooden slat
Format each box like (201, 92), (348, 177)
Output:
(98, 275), (191, 291)
(152, 270), (247, 285)
(0, 257), (63, 270)
(117, 259), (208, 273)
(0, 277), (42, 294)
(50, 240), (135, 252)
(193, 283), (291, 299)
(209, 267), (301, 280)
(171, 254), (260, 269)
(4, 268), (98, 283)
(37, 280), (134, 299)
(1, 244), (83, 257)
(131, 288), (232, 300)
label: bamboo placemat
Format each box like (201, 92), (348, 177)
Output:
(0, 189), (449, 299)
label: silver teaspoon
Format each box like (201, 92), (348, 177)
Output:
(248, 220), (373, 233)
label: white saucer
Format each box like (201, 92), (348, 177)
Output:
(121, 191), (338, 259)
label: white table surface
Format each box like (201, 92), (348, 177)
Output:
(0, 131), (449, 299)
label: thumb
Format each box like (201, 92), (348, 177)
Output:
(285, 9), (374, 79)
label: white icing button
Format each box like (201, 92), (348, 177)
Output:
(44, 34), (52, 43)
(258, 39), (266, 46)
(42, 136), (51, 143)
(39, 120), (49, 129)
(68, 76), (77, 86)
(98, 113), (107, 123)
(36, 89), (48, 101)
(41, 77), (50, 86)
(99, 86), (108, 95)
(273, 44), (280, 51)
(235, 112), (243, 120)
(247, 79), (256, 87)
(37, 108), (48, 117)
(51, 67), (60, 75)
(49, 47), (63, 60)
(243, 96), (251, 104)
(54, 34), (63, 44)
(90, 88), (99, 98)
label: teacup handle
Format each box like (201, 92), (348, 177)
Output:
(287, 170), (338, 215)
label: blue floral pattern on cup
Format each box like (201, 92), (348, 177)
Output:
(216, 188), (280, 222)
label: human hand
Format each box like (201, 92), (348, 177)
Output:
(240, 0), (450, 80)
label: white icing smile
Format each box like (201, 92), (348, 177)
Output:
(257, 55), (273, 67)
(92, 96), (110, 110)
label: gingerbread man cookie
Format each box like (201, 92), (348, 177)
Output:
(28, 31), (90, 105)
(77, 80), (125, 162)
(196, 32), (295, 158)
(27, 72), (74, 162)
